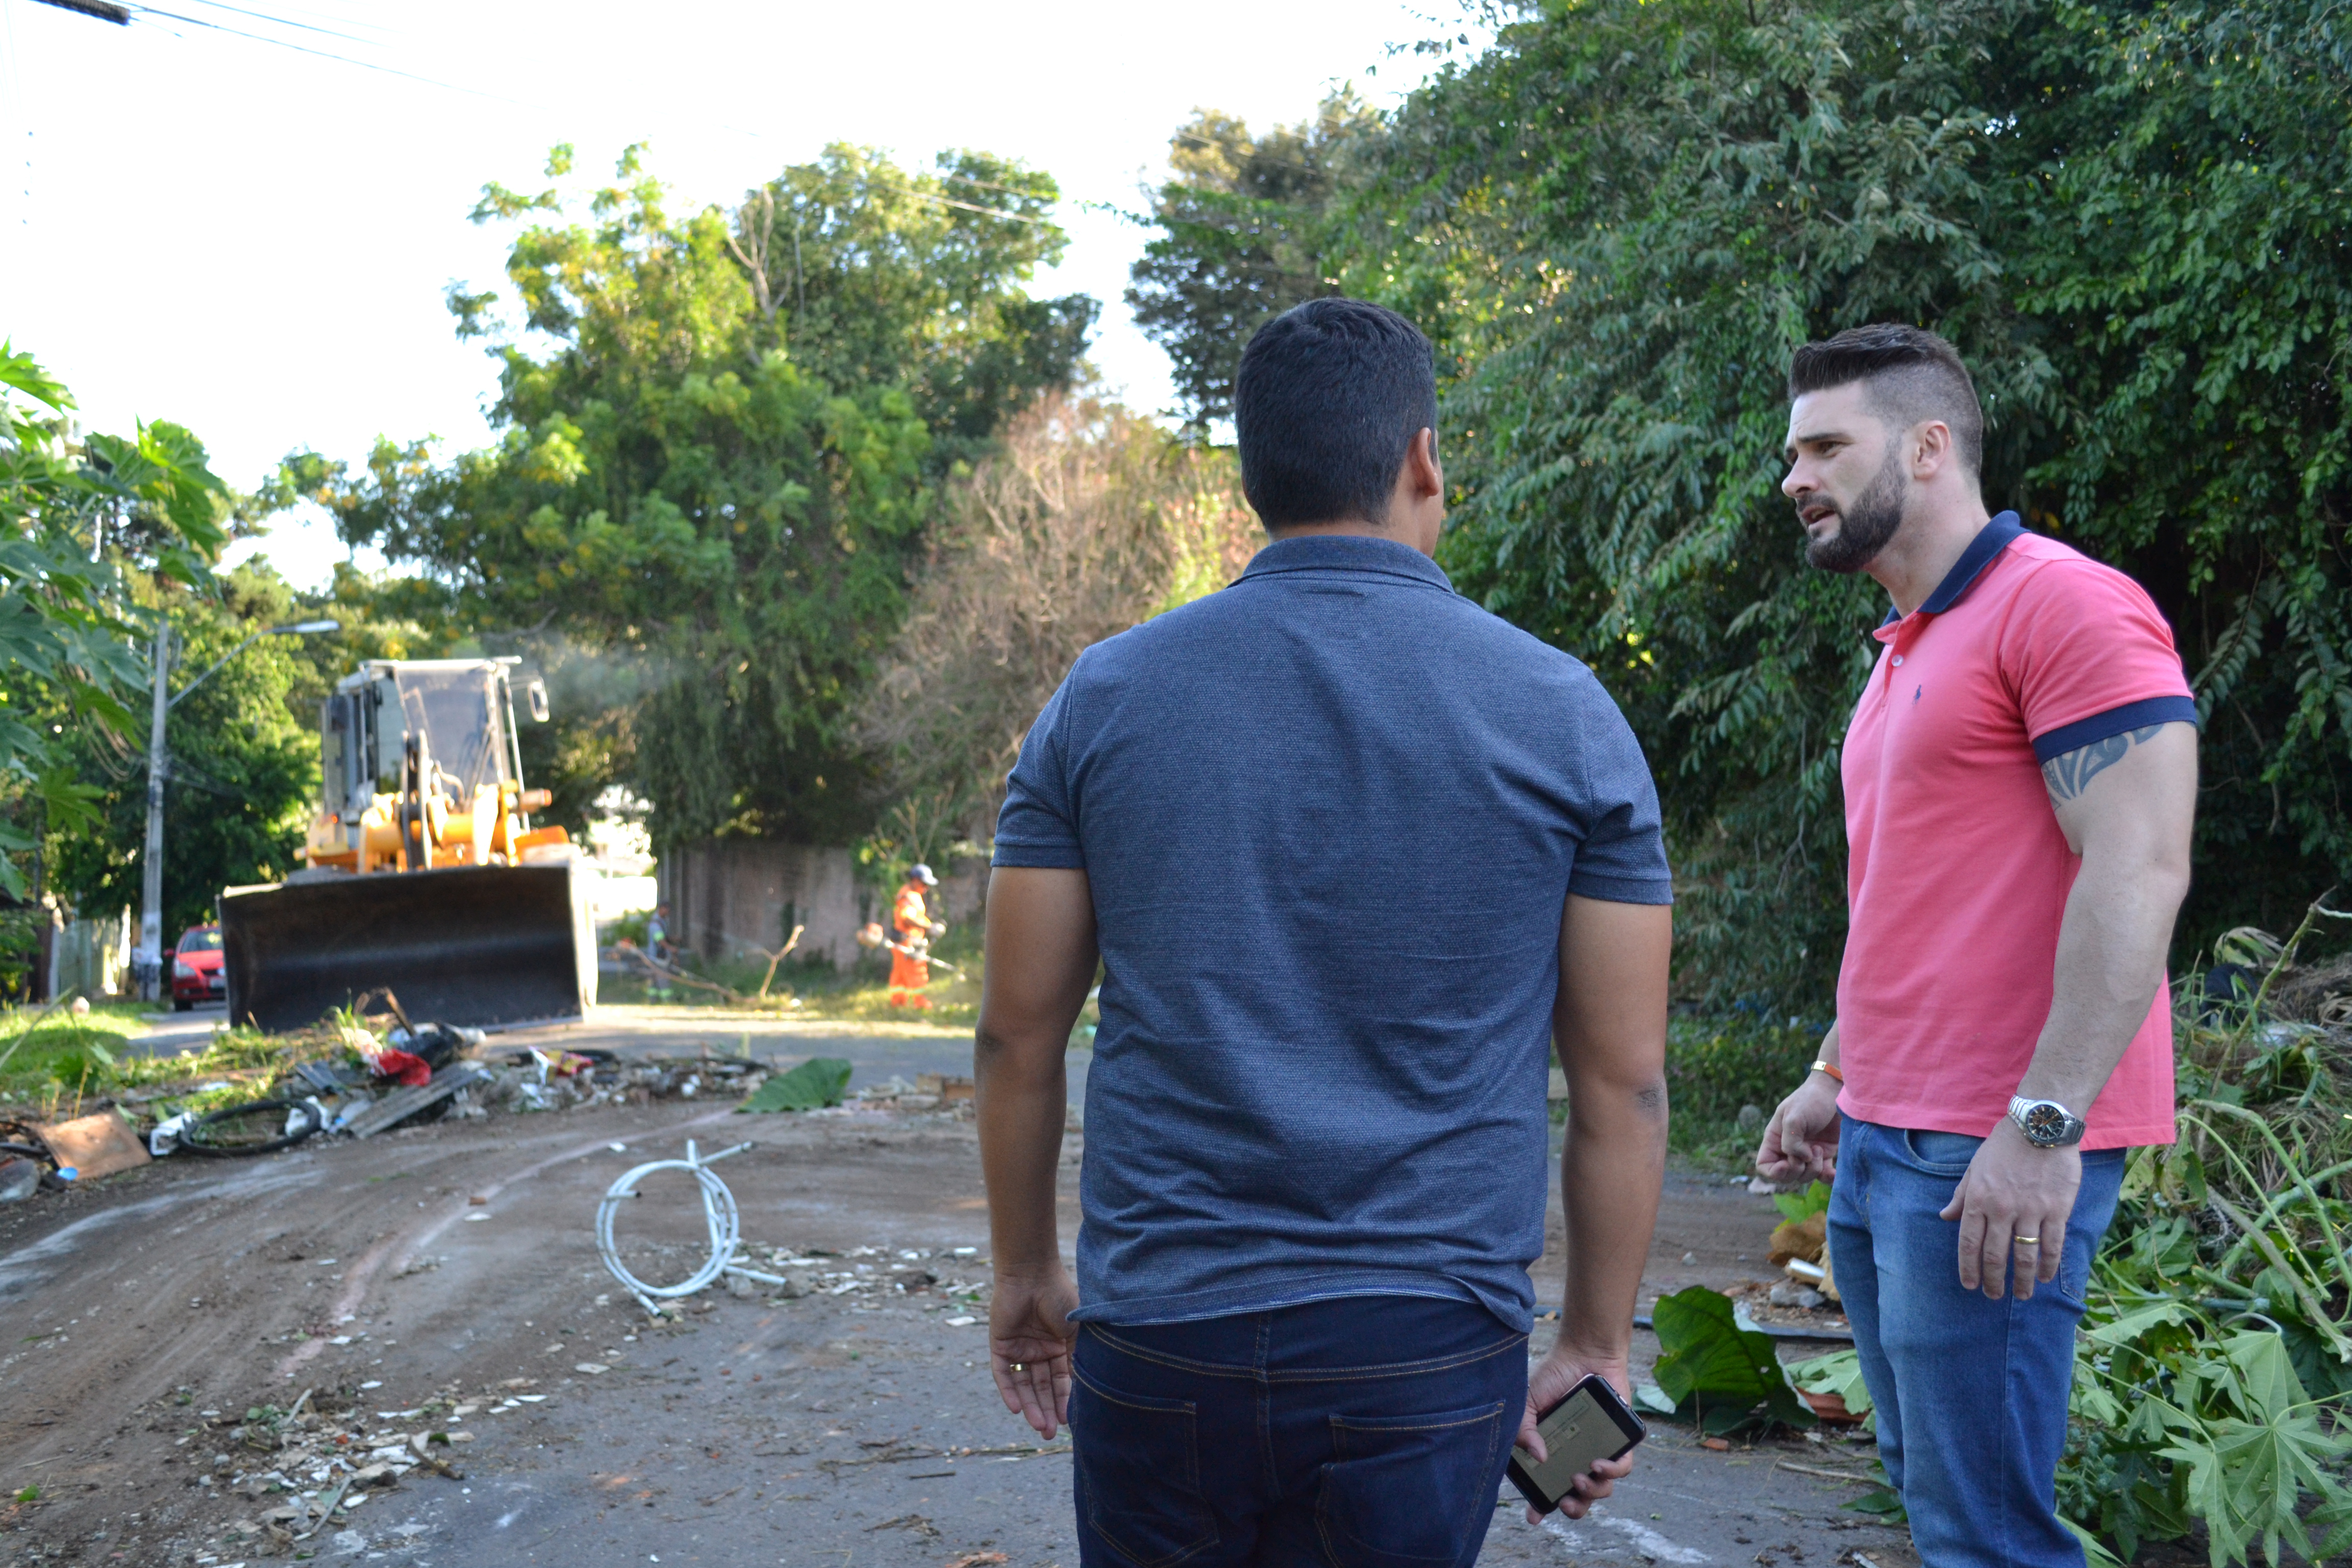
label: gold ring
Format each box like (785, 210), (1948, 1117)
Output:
(2014, 1235), (2040, 1246)
(1012, 1362), (1025, 1371)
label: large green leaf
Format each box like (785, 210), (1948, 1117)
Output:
(737, 1057), (853, 1113)
(1650, 1286), (1815, 1435)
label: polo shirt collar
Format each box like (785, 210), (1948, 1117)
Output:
(1880, 510), (2026, 626)
(1240, 533), (1455, 592)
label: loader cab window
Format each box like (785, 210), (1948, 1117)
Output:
(394, 669), (513, 804)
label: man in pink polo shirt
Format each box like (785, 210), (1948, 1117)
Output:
(1755, 324), (2196, 1568)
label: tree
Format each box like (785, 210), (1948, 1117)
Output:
(299, 143), (1097, 847)
(855, 392), (1261, 855)
(1337, 0), (2062, 1008)
(1124, 92), (1379, 429)
(46, 565), (318, 935)
(1139, 0), (2352, 1007)
(2000, 0), (2352, 950)
(0, 344), (228, 900)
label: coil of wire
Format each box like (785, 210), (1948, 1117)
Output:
(595, 1138), (752, 1313)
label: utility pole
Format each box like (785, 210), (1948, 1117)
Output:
(131, 617), (338, 1003)
(135, 619), (169, 1000)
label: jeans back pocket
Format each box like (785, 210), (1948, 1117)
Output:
(1072, 1366), (1220, 1567)
(1315, 1401), (1508, 1568)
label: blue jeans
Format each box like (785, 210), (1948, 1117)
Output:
(1828, 1116), (2126, 1568)
(1070, 1296), (1527, 1568)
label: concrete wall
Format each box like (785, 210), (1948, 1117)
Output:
(658, 841), (867, 972)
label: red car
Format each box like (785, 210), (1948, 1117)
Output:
(172, 925), (225, 1011)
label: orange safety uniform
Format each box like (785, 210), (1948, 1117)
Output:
(888, 881), (934, 1009)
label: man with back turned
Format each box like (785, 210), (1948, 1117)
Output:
(973, 297), (1678, 1565)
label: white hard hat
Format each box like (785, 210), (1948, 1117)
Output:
(908, 864), (938, 886)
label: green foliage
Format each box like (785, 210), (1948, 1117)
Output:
(737, 1055), (852, 1112)
(296, 143), (1093, 849)
(1774, 1180), (1832, 1226)
(44, 565), (318, 933)
(2066, 1302), (2352, 1566)
(1124, 93), (1377, 428)
(1142, 0), (2352, 1006)
(0, 906), (43, 1002)
(1785, 1346), (1874, 1422)
(1649, 1284), (1817, 1435)
(0, 343), (229, 897)
(1663, 1015), (1818, 1155)
(2056, 920), (2352, 1565)
(0, 1001), (149, 1108)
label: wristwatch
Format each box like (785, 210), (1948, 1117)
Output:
(2007, 1096), (2086, 1148)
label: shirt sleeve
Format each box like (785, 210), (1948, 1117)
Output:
(1998, 558), (2197, 761)
(1568, 678), (1675, 905)
(992, 667), (1087, 870)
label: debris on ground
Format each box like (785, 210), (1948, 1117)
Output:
(134, 1383), (527, 1559)
(31, 1107), (151, 1180)
(1758, 1180), (1842, 1313)
(0, 988), (974, 1215)
(0, 1153), (39, 1201)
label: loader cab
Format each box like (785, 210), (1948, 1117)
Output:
(319, 658), (534, 846)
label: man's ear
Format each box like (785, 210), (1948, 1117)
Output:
(1910, 420), (1954, 479)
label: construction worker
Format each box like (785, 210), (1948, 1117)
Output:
(889, 865), (945, 1009)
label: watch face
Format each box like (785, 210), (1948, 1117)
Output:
(2021, 1102), (2068, 1143)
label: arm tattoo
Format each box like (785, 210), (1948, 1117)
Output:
(2042, 724), (2165, 803)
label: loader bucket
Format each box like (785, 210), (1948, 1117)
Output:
(221, 863), (598, 1033)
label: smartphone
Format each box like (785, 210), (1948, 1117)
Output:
(1505, 1374), (1648, 1515)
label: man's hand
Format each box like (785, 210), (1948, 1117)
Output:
(990, 1265), (1079, 1439)
(975, 867), (1096, 1442)
(1756, 1071), (1841, 1183)
(1516, 1346), (1635, 1524)
(1938, 1119), (2079, 1298)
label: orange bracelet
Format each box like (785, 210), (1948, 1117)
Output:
(1810, 1059), (1844, 1082)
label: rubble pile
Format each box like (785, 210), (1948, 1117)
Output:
(728, 1242), (991, 1310)
(162, 1384), (517, 1556)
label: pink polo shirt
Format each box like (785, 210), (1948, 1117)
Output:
(1837, 513), (2193, 1149)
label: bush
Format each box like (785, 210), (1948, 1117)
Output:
(1664, 1014), (1818, 1157)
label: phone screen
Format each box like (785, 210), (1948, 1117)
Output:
(1507, 1377), (1646, 1511)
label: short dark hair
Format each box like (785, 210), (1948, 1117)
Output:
(1787, 324), (1984, 474)
(1234, 298), (1438, 530)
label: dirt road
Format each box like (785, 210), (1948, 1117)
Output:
(2, 1024), (1909, 1568)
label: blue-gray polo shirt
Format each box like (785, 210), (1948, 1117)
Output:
(993, 533), (1673, 1332)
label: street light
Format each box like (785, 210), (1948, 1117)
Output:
(133, 619), (341, 1000)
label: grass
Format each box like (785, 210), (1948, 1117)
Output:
(0, 1001), (357, 1124)
(0, 1001), (157, 1118)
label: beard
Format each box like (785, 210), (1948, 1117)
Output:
(1802, 449), (1908, 573)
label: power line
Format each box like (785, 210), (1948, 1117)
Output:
(168, 0), (376, 46)
(125, 4), (549, 111)
(905, 188), (1054, 227)
(28, 0), (127, 24)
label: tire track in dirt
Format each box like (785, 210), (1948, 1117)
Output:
(270, 1105), (744, 1382)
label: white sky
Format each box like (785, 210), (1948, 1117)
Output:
(0, 0), (1481, 589)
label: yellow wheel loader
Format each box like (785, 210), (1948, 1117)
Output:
(220, 658), (599, 1032)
